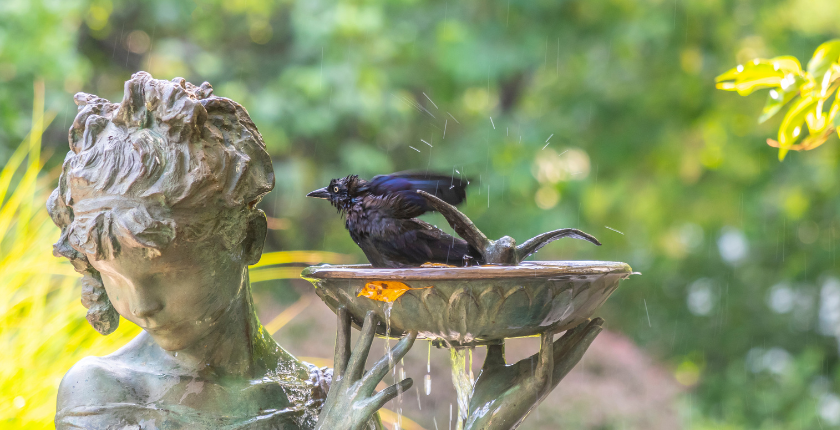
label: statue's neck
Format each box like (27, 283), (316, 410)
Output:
(161, 270), (282, 379)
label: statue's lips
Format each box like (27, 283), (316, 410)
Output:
(141, 321), (179, 333)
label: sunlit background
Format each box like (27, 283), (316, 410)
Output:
(3, 0), (840, 428)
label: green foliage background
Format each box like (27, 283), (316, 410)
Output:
(3, 0), (840, 428)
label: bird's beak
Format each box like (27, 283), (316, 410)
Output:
(306, 187), (330, 199)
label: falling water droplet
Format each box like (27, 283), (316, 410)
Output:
(384, 303), (394, 371)
(468, 348), (475, 387)
(427, 341), (432, 372)
(400, 367), (406, 381)
(450, 349), (471, 430)
(425, 374), (432, 395)
(415, 383), (423, 409)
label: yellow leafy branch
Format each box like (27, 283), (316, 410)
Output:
(716, 40), (840, 160)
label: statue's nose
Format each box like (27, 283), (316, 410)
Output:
(131, 295), (164, 319)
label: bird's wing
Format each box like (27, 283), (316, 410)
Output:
(515, 228), (601, 262)
(368, 171), (468, 214)
(366, 218), (474, 266)
(416, 190), (492, 253)
(362, 193), (427, 219)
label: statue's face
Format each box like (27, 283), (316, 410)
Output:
(87, 236), (245, 351)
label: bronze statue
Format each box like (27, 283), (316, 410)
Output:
(49, 72), (604, 429)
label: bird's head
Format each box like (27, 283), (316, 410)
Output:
(307, 175), (365, 213)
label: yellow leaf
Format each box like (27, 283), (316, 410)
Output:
(770, 56), (804, 74)
(715, 58), (802, 96)
(807, 39), (840, 78)
(777, 96), (818, 160)
(830, 90), (840, 125)
(767, 127), (835, 152)
(358, 281), (430, 303)
(379, 408), (427, 430)
(806, 107), (827, 133)
(798, 128), (835, 151)
(251, 250), (354, 268)
(420, 262), (457, 267)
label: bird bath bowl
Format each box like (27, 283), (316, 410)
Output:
(301, 261), (633, 347)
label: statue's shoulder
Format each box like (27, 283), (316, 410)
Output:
(55, 333), (175, 429)
(57, 332), (152, 411)
(57, 355), (126, 408)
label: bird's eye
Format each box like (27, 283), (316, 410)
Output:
(333, 186), (339, 193)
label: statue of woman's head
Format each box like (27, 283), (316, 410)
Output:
(47, 72), (274, 342)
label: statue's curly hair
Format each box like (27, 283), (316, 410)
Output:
(47, 71), (275, 335)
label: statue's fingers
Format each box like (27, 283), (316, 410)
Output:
(551, 318), (603, 386)
(550, 319), (592, 357)
(481, 341), (506, 372)
(334, 307), (352, 381)
(368, 378), (414, 412)
(556, 318), (603, 356)
(533, 330), (554, 391)
(362, 331), (417, 394)
(557, 319), (603, 354)
(347, 311), (378, 382)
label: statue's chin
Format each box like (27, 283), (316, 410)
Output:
(144, 322), (205, 352)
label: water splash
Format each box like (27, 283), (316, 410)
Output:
(383, 302), (404, 425)
(384, 303), (394, 369)
(427, 341), (432, 372)
(450, 348), (473, 430)
(425, 340), (432, 395)
(468, 348), (475, 387)
(415, 382), (422, 410)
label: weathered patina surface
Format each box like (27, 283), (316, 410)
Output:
(49, 72), (401, 430)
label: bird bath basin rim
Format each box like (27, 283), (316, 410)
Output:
(300, 260), (634, 281)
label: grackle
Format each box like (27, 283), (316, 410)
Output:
(307, 172), (479, 268)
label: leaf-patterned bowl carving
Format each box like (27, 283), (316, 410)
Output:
(301, 261), (633, 347)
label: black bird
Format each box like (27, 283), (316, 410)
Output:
(307, 172), (479, 268)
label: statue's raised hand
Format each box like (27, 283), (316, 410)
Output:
(316, 308), (417, 430)
(464, 318), (604, 430)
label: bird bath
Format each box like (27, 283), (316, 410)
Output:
(302, 260), (633, 429)
(302, 260), (631, 346)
